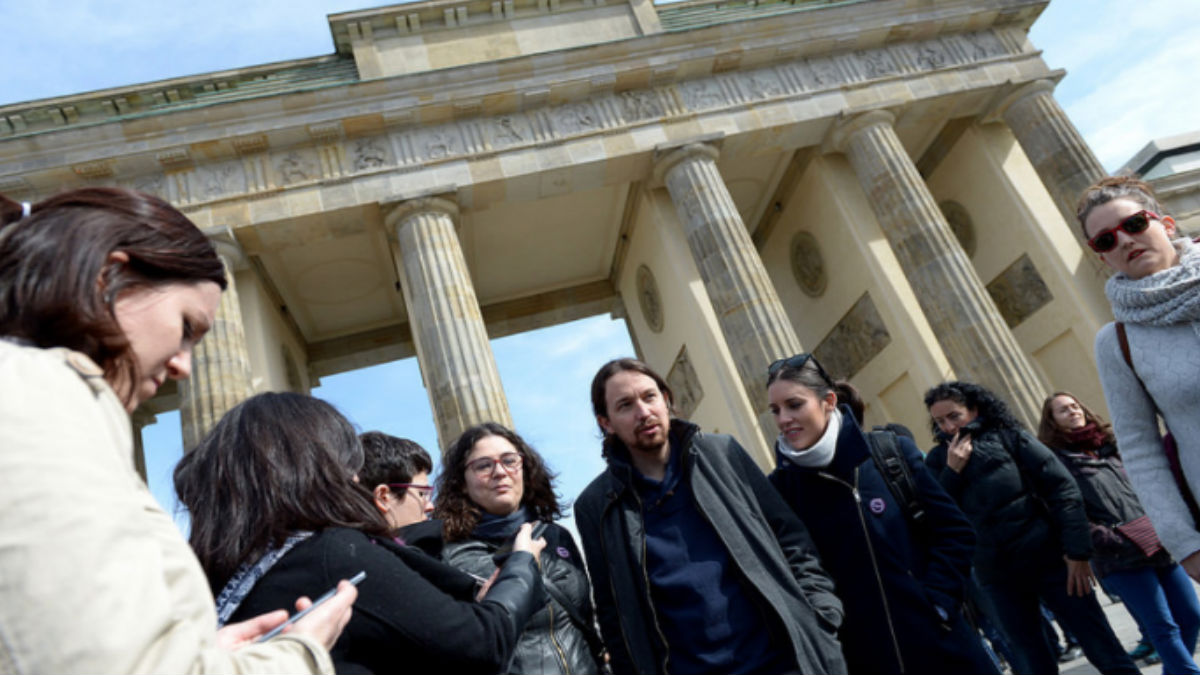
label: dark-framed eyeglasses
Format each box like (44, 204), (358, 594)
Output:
(1087, 210), (1157, 253)
(466, 452), (523, 477)
(767, 353), (835, 387)
(388, 483), (434, 502)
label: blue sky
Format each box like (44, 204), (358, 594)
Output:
(2, 0), (1197, 529)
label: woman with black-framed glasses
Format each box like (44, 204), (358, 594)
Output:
(1080, 176), (1200, 585)
(435, 422), (605, 675)
(765, 354), (996, 675)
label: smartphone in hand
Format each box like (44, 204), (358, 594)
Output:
(256, 571), (366, 643)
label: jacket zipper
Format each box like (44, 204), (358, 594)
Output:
(819, 467), (906, 673)
(546, 601), (571, 674)
(601, 490), (671, 674)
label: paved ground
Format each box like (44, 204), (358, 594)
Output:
(1059, 592), (1165, 675)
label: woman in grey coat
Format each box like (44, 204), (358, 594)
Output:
(1080, 176), (1200, 580)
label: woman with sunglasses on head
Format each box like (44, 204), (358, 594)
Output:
(1038, 392), (1200, 674)
(436, 422), (605, 675)
(765, 354), (996, 675)
(176, 393), (548, 675)
(1081, 176), (1200, 583)
(924, 381), (1138, 675)
(0, 188), (355, 673)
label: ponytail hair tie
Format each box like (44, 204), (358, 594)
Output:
(20, 202), (31, 218)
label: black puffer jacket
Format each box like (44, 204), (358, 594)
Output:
(925, 421), (1092, 584)
(1050, 441), (1173, 577)
(443, 523), (603, 675)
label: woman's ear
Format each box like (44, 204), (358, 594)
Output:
(1163, 214), (1178, 238)
(372, 484), (392, 515)
(824, 391), (838, 413)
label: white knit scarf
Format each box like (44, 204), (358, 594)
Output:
(1106, 238), (1200, 326)
(776, 408), (841, 468)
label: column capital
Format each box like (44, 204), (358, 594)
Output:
(982, 79), (1057, 124)
(203, 225), (248, 271)
(652, 138), (722, 187)
(382, 193), (460, 232)
(825, 109), (896, 154)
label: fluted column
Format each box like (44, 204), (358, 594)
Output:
(385, 196), (512, 450)
(179, 227), (254, 449)
(654, 142), (802, 443)
(993, 80), (1107, 238)
(831, 111), (1046, 426)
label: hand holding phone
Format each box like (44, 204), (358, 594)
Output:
(256, 571), (366, 643)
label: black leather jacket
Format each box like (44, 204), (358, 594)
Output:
(444, 523), (603, 675)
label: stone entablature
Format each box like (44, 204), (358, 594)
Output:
(2, 23), (1047, 217)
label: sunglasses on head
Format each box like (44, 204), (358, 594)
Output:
(1087, 210), (1158, 253)
(767, 353), (835, 387)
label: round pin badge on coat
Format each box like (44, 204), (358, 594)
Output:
(868, 497), (886, 515)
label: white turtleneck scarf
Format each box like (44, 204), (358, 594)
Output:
(776, 407), (841, 468)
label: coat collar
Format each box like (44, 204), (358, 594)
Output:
(602, 419), (700, 496)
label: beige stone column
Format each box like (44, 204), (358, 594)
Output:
(385, 196), (512, 451)
(992, 80), (1107, 237)
(831, 111), (1046, 426)
(654, 142), (802, 443)
(130, 408), (155, 482)
(179, 228), (254, 449)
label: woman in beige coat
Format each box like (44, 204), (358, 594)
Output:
(0, 188), (355, 674)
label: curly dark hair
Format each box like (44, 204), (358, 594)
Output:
(434, 422), (563, 542)
(923, 380), (1024, 437)
(1037, 391), (1115, 450)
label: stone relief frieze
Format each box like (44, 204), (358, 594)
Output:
(487, 115), (531, 148)
(65, 28), (1023, 207)
(551, 102), (598, 136)
(807, 56), (843, 88)
(741, 69), (786, 98)
(276, 150), (318, 185)
(678, 78), (728, 111)
(961, 31), (1007, 60)
(415, 126), (462, 162)
(352, 138), (390, 171)
(195, 160), (246, 199)
(857, 48), (899, 79)
(618, 90), (664, 122)
(909, 41), (949, 70)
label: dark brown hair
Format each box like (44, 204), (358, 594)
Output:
(434, 422), (562, 542)
(1076, 176), (1166, 237)
(590, 357), (673, 419)
(174, 392), (389, 591)
(1037, 391), (1115, 449)
(359, 431), (434, 493)
(0, 188), (226, 406)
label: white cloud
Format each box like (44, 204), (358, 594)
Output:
(1032, 0), (1200, 170)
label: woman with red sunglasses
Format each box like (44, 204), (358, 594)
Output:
(1080, 176), (1200, 582)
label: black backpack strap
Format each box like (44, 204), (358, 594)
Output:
(867, 430), (926, 525)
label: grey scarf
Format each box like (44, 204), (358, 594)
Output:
(1106, 238), (1200, 326)
(213, 530), (313, 627)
